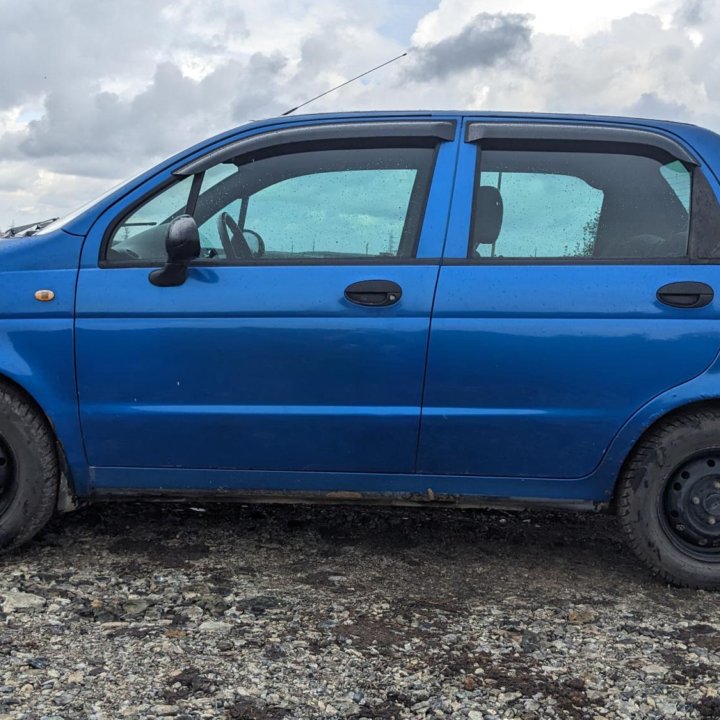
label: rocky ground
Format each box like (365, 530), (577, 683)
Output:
(0, 502), (719, 719)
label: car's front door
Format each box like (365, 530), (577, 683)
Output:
(75, 120), (458, 486)
(419, 118), (720, 483)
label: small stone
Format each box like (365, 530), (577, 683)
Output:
(468, 712), (484, 720)
(657, 701), (678, 716)
(521, 630), (543, 651)
(67, 671), (84, 684)
(152, 705), (179, 716)
(643, 663), (668, 676)
(122, 599), (150, 615)
(2, 591), (46, 613)
(53, 692), (76, 705)
(165, 629), (187, 639)
(184, 606), (204, 621)
(568, 607), (597, 624)
(198, 620), (232, 633)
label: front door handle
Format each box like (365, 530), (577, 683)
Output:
(657, 281), (714, 309)
(344, 280), (402, 307)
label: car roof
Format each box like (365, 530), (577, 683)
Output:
(251, 109), (699, 133)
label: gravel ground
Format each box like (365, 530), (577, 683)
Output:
(0, 502), (719, 720)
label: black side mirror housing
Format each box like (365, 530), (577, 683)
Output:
(149, 215), (201, 287)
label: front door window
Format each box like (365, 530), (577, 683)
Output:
(106, 146), (435, 264)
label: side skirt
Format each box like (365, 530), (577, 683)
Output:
(91, 487), (608, 512)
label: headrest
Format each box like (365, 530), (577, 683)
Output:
(472, 186), (504, 249)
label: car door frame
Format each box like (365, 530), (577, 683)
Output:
(416, 116), (720, 507)
(74, 115), (463, 495)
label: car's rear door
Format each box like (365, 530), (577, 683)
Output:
(75, 119), (458, 486)
(419, 118), (720, 482)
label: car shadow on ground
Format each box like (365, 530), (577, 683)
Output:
(11, 501), (670, 598)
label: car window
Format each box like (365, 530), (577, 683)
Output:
(106, 166), (239, 263)
(241, 169), (417, 258)
(193, 146), (433, 261)
(106, 176), (194, 263)
(106, 145), (435, 264)
(195, 164), (241, 258)
(470, 150), (691, 259)
(660, 160), (691, 212)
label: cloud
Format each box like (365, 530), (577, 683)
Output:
(0, 0), (407, 225)
(0, 0), (198, 112)
(626, 92), (692, 122)
(673, 0), (708, 27)
(0, 51), (308, 181)
(407, 12), (533, 79)
(2, 0), (720, 228)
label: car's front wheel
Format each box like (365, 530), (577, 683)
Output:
(0, 383), (58, 549)
(618, 407), (720, 588)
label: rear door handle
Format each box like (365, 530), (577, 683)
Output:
(344, 280), (402, 307)
(657, 281), (714, 309)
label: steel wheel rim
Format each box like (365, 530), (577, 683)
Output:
(662, 453), (720, 561)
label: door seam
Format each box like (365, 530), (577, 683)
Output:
(413, 124), (464, 473)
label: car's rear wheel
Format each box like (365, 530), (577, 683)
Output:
(0, 384), (58, 549)
(618, 408), (720, 588)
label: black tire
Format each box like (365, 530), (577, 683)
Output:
(618, 408), (720, 589)
(0, 384), (58, 549)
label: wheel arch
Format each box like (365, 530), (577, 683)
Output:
(610, 398), (720, 510)
(0, 371), (80, 511)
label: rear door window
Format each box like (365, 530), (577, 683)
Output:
(470, 150), (691, 260)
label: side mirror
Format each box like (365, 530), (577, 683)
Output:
(149, 215), (201, 287)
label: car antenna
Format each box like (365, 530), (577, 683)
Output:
(281, 51), (408, 116)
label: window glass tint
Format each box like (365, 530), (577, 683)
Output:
(106, 146), (434, 264)
(244, 169), (417, 258)
(661, 160), (691, 211)
(196, 163), (241, 258)
(107, 176), (194, 262)
(193, 146), (432, 261)
(470, 150), (691, 259)
(478, 170), (602, 257)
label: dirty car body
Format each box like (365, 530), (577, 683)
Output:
(4, 110), (720, 587)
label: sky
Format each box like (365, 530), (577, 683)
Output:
(1, 0), (718, 228)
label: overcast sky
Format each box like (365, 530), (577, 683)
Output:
(1, 0), (718, 227)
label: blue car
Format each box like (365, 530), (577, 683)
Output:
(3, 110), (720, 588)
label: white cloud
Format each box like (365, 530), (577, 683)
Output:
(1, 0), (720, 228)
(413, 0), (669, 42)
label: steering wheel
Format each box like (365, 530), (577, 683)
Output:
(217, 212), (250, 259)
